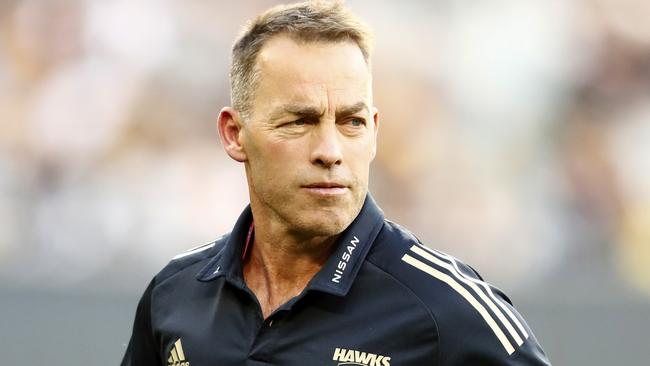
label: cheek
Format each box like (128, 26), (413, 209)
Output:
(262, 141), (298, 168)
(347, 140), (376, 167)
(247, 133), (285, 162)
(249, 140), (298, 181)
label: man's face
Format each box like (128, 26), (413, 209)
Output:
(240, 35), (378, 238)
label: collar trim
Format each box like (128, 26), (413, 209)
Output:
(241, 222), (255, 261)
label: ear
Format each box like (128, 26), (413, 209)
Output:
(371, 106), (379, 160)
(217, 107), (247, 162)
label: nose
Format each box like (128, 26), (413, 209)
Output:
(310, 122), (343, 168)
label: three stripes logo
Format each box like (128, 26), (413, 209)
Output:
(401, 244), (529, 355)
(167, 338), (190, 366)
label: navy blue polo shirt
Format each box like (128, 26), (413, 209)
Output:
(122, 194), (551, 366)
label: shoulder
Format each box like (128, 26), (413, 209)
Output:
(153, 234), (229, 285)
(368, 220), (543, 362)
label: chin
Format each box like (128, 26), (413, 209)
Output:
(291, 210), (353, 237)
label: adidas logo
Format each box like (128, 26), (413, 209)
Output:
(167, 338), (190, 366)
(332, 347), (391, 366)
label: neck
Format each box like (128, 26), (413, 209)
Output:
(242, 210), (340, 318)
(247, 225), (339, 279)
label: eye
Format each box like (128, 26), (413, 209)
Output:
(288, 117), (318, 126)
(349, 118), (366, 127)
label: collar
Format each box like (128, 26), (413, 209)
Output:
(196, 193), (385, 297)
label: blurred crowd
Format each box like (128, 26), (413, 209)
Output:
(0, 0), (648, 297)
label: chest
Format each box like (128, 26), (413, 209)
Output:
(152, 272), (437, 366)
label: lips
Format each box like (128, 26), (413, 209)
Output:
(302, 182), (349, 196)
(302, 182), (347, 189)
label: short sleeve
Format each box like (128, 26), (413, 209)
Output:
(121, 279), (161, 366)
(435, 269), (552, 366)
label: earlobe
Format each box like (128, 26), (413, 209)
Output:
(217, 107), (247, 162)
(371, 107), (379, 160)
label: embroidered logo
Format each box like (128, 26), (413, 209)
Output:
(332, 347), (391, 366)
(167, 338), (190, 366)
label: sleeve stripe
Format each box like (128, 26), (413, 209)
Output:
(402, 253), (516, 355)
(410, 245), (526, 346)
(416, 243), (530, 339)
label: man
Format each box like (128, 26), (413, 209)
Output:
(122, 2), (551, 365)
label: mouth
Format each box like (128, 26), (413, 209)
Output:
(301, 182), (349, 196)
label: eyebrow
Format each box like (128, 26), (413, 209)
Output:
(335, 101), (370, 119)
(269, 101), (369, 120)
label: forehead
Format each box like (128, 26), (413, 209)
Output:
(253, 35), (371, 109)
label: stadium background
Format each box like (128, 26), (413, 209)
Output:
(1, 0), (649, 364)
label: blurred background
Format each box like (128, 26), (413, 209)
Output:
(1, 0), (649, 364)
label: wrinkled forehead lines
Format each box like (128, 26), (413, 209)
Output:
(263, 84), (372, 122)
